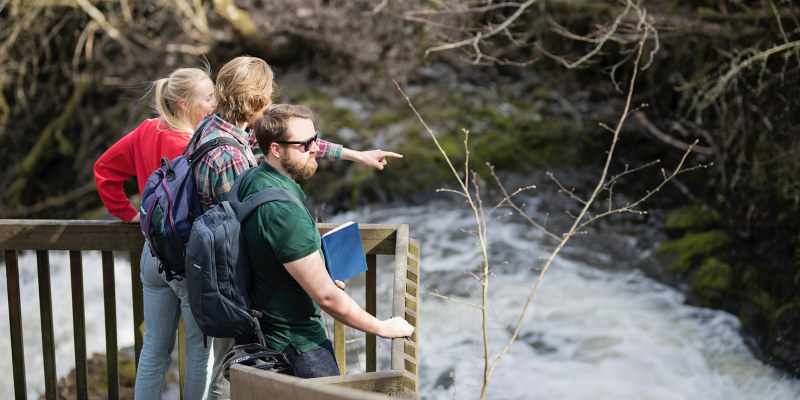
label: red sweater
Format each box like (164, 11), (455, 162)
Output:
(94, 118), (192, 222)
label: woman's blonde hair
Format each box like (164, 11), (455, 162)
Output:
(151, 66), (212, 133)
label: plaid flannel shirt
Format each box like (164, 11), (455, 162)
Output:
(189, 114), (256, 211)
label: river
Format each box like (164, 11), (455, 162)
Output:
(2, 195), (800, 399)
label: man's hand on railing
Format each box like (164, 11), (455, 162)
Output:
(380, 316), (414, 339)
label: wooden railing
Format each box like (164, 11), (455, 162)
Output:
(1, 220), (420, 399)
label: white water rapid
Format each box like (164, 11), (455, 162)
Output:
(2, 199), (799, 399)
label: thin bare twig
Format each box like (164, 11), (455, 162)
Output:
(634, 112), (714, 155)
(423, 290), (484, 309)
(424, 0), (538, 58)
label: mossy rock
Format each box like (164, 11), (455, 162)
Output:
(665, 205), (722, 231)
(766, 300), (800, 376)
(657, 230), (731, 274)
(369, 107), (408, 128)
(742, 283), (776, 321)
(49, 351), (136, 400)
(688, 257), (733, 308)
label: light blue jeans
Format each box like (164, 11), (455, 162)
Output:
(134, 244), (211, 400)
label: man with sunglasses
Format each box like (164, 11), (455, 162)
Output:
(190, 56), (404, 400)
(238, 103), (414, 378)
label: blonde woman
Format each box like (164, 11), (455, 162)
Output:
(94, 67), (217, 399)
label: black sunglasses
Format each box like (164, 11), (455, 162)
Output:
(276, 132), (319, 153)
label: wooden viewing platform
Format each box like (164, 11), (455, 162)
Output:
(1, 219), (420, 399)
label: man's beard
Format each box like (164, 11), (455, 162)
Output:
(281, 154), (317, 180)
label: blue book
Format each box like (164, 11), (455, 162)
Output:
(320, 221), (368, 282)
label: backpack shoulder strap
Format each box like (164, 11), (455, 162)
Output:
(183, 115), (213, 156)
(234, 187), (304, 221)
(186, 136), (241, 165)
(228, 169), (305, 220)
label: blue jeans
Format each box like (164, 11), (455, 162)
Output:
(283, 340), (340, 378)
(134, 244), (211, 400)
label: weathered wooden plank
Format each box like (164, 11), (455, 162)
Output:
(102, 251), (119, 400)
(391, 225), (410, 378)
(69, 251), (89, 400)
(129, 249), (143, 371)
(366, 254), (377, 373)
(0, 220), (143, 251)
(334, 320), (346, 374)
(389, 389), (417, 399)
(404, 341), (417, 360)
(37, 251), (57, 400)
(230, 365), (390, 400)
(310, 370), (405, 394)
(406, 269), (418, 285)
(6, 250), (26, 400)
(406, 241), (419, 272)
(408, 239), (420, 260)
(403, 309), (418, 329)
(405, 281), (418, 299)
(404, 296), (417, 314)
(407, 238), (420, 396)
(404, 357), (417, 376)
(403, 372), (419, 397)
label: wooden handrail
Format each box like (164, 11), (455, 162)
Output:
(1, 220), (419, 399)
(230, 365), (403, 400)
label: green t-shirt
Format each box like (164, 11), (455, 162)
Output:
(238, 162), (327, 355)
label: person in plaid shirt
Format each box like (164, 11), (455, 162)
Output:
(187, 56), (403, 400)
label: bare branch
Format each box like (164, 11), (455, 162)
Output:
(406, 2), (529, 17)
(699, 39), (800, 109)
(436, 188), (470, 198)
(423, 290), (484, 309)
(548, 171), (587, 206)
(424, 0), (538, 58)
(75, 0), (131, 49)
(576, 143), (712, 231)
(371, 0), (389, 14)
(612, 159), (659, 181)
(634, 112), (714, 155)
(546, 1), (633, 69)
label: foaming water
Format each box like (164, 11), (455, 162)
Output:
(2, 199), (799, 399)
(329, 200), (800, 400)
